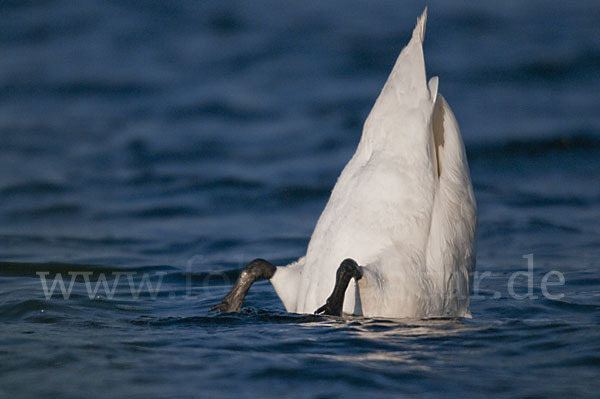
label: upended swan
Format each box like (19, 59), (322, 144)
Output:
(212, 8), (477, 318)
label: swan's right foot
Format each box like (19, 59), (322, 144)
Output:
(314, 258), (363, 316)
(210, 259), (276, 313)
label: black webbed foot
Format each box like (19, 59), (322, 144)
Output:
(314, 258), (363, 316)
(210, 259), (276, 313)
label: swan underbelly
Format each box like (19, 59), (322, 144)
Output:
(294, 154), (436, 314)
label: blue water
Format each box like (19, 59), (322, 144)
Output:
(1, 0), (600, 397)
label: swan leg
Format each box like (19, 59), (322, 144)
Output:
(314, 258), (363, 316)
(210, 259), (276, 313)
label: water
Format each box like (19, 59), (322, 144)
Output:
(1, 0), (599, 397)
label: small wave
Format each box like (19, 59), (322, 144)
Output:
(465, 48), (600, 85)
(559, 355), (600, 367)
(154, 175), (264, 195)
(0, 299), (68, 320)
(0, 233), (147, 249)
(275, 184), (332, 202)
(519, 50), (600, 81)
(163, 268), (244, 286)
(123, 137), (233, 165)
(0, 180), (69, 196)
(207, 10), (245, 34)
(470, 133), (600, 159)
(0, 261), (175, 278)
(128, 310), (326, 327)
(54, 80), (158, 97)
(508, 195), (592, 209)
(131, 205), (200, 218)
(8, 204), (82, 219)
(166, 100), (279, 122)
(527, 217), (581, 232)
(542, 298), (600, 314)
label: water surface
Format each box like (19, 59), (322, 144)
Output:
(1, 0), (599, 397)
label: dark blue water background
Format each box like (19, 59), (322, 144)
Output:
(1, 0), (599, 397)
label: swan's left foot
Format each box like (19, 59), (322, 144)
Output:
(210, 259), (276, 313)
(314, 258), (363, 316)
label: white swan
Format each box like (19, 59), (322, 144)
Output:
(212, 8), (477, 319)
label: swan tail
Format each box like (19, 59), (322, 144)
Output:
(415, 6), (428, 43)
(386, 6), (431, 107)
(362, 7), (437, 152)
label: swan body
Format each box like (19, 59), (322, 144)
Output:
(268, 9), (477, 319)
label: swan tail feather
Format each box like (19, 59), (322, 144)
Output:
(415, 6), (428, 43)
(363, 6), (432, 148)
